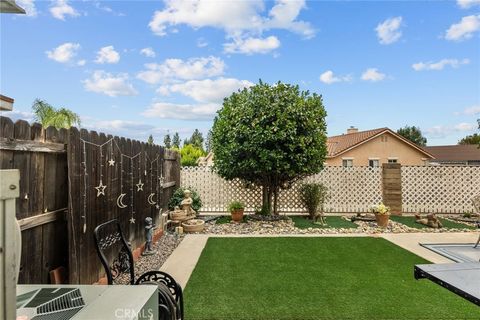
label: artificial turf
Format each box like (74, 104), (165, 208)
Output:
(184, 237), (479, 319)
(290, 215), (358, 229)
(390, 215), (475, 230)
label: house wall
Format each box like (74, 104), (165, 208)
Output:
(326, 132), (428, 166)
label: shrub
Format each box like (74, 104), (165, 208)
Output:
(299, 183), (329, 220)
(168, 187), (202, 212)
(179, 144), (206, 167)
(228, 201), (245, 212)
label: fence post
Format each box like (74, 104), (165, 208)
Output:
(382, 163), (402, 215)
(0, 169), (21, 320)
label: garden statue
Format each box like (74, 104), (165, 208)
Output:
(142, 217), (156, 256)
(180, 189), (196, 217)
(415, 213), (443, 229)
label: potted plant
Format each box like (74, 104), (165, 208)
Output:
(371, 202), (390, 228)
(228, 201), (245, 222)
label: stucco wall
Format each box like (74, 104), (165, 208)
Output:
(326, 132), (429, 166)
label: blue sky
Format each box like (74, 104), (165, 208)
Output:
(1, 0), (479, 146)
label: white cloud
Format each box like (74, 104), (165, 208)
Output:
(455, 122), (477, 131)
(77, 59), (86, 66)
(425, 122), (477, 138)
(17, 0), (37, 17)
(148, 0), (313, 55)
(375, 17), (403, 45)
(1, 110), (34, 122)
(224, 36), (280, 54)
(457, 0), (480, 8)
(83, 71), (138, 97)
(361, 68), (386, 82)
(319, 70), (352, 84)
(142, 102), (219, 120)
(412, 58), (470, 71)
(197, 38), (208, 48)
(158, 77), (254, 102)
(46, 42), (81, 63)
(142, 102), (221, 120)
(148, 0), (313, 37)
(445, 15), (480, 41)
(140, 47), (156, 58)
(137, 56), (225, 84)
(50, 0), (79, 21)
(463, 105), (480, 115)
(95, 46), (120, 64)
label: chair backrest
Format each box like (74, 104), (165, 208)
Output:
(93, 219), (135, 285)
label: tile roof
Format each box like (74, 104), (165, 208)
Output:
(424, 145), (480, 162)
(327, 127), (434, 159)
(327, 128), (388, 157)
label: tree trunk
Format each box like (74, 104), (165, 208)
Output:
(273, 186), (279, 215)
(261, 183), (273, 214)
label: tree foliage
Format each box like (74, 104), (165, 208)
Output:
(163, 133), (171, 148)
(147, 134), (154, 145)
(212, 81), (328, 215)
(205, 130), (213, 153)
(184, 129), (204, 150)
(397, 126), (427, 146)
(172, 132), (181, 148)
(179, 144), (206, 166)
(32, 99), (81, 129)
(458, 133), (480, 145)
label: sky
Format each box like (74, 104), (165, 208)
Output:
(1, 0), (479, 146)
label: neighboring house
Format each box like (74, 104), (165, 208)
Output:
(424, 145), (480, 166)
(197, 152), (214, 166)
(197, 127), (435, 167)
(326, 127), (434, 167)
(0, 94), (14, 111)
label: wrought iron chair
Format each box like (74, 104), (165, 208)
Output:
(472, 195), (480, 249)
(93, 219), (184, 320)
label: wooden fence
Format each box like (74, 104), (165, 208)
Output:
(0, 116), (180, 284)
(0, 117), (68, 284)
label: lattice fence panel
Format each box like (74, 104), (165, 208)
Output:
(402, 166), (480, 213)
(181, 166), (382, 213)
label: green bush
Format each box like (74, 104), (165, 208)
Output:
(228, 201), (245, 212)
(299, 182), (329, 220)
(179, 144), (206, 166)
(168, 187), (202, 212)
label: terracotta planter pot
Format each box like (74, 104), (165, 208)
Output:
(231, 209), (244, 222)
(182, 219), (205, 232)
(375, 213), (390, 228)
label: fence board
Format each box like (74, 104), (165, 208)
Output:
(66, 128), (178, 284)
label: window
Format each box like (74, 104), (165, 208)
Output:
(342, 159), (353, 167)
(369, 159), (379, 168)
(388, 159), (398, 164)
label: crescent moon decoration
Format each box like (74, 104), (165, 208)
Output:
(147, 193), (156, 205)
(117, 193), (127, 208)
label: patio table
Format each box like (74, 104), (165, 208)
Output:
(414, 263), (480, 306)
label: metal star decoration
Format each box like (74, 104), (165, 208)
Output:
(94, 180), (107, 197)
(129, 217), (136, 224)
(159, 175), (165, 187)
(156, 204), (160, 209)
(136, 179), (144, 191)
(108, 159), (115, 166)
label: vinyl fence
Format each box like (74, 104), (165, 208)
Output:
(181, 165), (480, 214)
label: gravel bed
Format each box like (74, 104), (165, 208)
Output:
(115, 232), (184, 284)
(199, 215), (477, 235)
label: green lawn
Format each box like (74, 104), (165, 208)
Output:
(184, 237), (479, 319)
(291, 216), (358, 229)
(390, 215), (475, 230)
